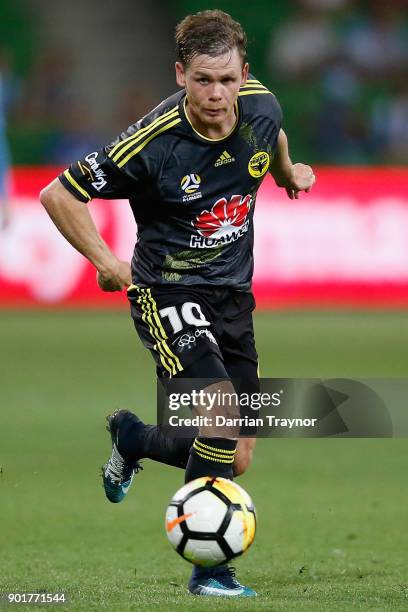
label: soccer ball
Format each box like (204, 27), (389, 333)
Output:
(165, 476), (256, 567)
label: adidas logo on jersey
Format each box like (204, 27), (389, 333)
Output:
(214, 150), (235, 167)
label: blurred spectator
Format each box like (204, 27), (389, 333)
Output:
(267, 0), (408, 164)
(301, 0), (350, 7)
(114, 83), (160, 134)
(48, 103), (103, 165)
(313, 57), (369, 163)
(268, 1), (340, 79)
(314, 98), (369, 163)
(371, 77), (408, 164)
(10, 48), (91, 164)
(5, 3), (408, 166)
(344, 0), (408, 81)
(17, 48), (73, 129)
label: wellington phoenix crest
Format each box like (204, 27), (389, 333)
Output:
(248, 151), (270, 178)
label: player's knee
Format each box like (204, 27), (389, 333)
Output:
(233, 447), (254, 476)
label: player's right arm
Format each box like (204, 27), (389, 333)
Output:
(40, 98), (176, 288)
(39, 121), (155, 292)
(40, 178), (131, 292)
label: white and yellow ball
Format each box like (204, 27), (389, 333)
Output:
(165, 476), (256, 567)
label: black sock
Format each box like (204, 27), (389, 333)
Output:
(142, 425), (194, 468)
(185, 437), (237, 483)
(118, 413), (195, 468)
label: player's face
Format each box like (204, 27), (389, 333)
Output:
(175, 48), (248, 131)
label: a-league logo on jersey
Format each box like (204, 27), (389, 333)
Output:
(248, 151), (270, 178)
(181, 174), (202, 203)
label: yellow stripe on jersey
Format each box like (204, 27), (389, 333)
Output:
(63, 169), (91, 201)
(238, 90), (272, 97)
(116, 117), (182, 168)
(109, 105), (179, 161)
(241, 79), (272, 95)
(240, 84), (269, 91)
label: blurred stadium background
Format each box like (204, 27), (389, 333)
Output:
(1, 1), (408, 609)
(1, 0), (407, 308)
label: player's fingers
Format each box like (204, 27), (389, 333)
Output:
(97, 272), (118, 292)
(286, 188), (294, 200)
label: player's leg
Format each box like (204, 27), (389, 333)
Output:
(103, 286), (256, 596)
(122, 286), (242, 483)
(173, 354), (256, 597)
(103, 287), (260, 487)
(187, 290), (260, 596)
(177, 353), (240, 483)
(234, 437), (257, 476)
(158, 290), (256, 597)
(222, 289), (260, 478)
(102, 286), (221, 501)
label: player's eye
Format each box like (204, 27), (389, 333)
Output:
(198, 78), (209, 85)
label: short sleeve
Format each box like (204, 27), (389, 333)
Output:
(271, 93), (283, 131)
(58, 143), (148, 203)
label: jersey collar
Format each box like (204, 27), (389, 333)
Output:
(180, 94), (241, 144)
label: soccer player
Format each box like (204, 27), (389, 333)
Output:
(40, 10), (315, 597)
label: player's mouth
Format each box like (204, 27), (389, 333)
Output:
(204, 108), (224, 116)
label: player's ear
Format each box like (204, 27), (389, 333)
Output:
(175, 62), (186, 88)
(241, 63), (249, 86)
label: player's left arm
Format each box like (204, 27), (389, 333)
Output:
(269, 129), (316, 200)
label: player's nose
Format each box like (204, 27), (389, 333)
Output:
(208, 84), (223, 101)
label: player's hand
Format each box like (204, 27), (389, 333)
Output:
(284, 163), (316, 200)
(96, 259), (132, 292)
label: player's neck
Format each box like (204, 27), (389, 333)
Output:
(184, 100), (237, 140)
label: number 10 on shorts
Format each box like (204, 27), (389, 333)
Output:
(159, 302), (210, 334)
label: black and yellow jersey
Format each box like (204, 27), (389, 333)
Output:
(59, 76), (282, 290)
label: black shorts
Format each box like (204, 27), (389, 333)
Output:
(127, 285), (259, 392)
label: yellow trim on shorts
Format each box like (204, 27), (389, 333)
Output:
(135, 287), (183, 376)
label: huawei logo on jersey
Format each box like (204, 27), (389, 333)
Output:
(190, 194), (252, 248)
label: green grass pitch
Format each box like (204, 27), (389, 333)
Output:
(1, 310), (407, 610)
